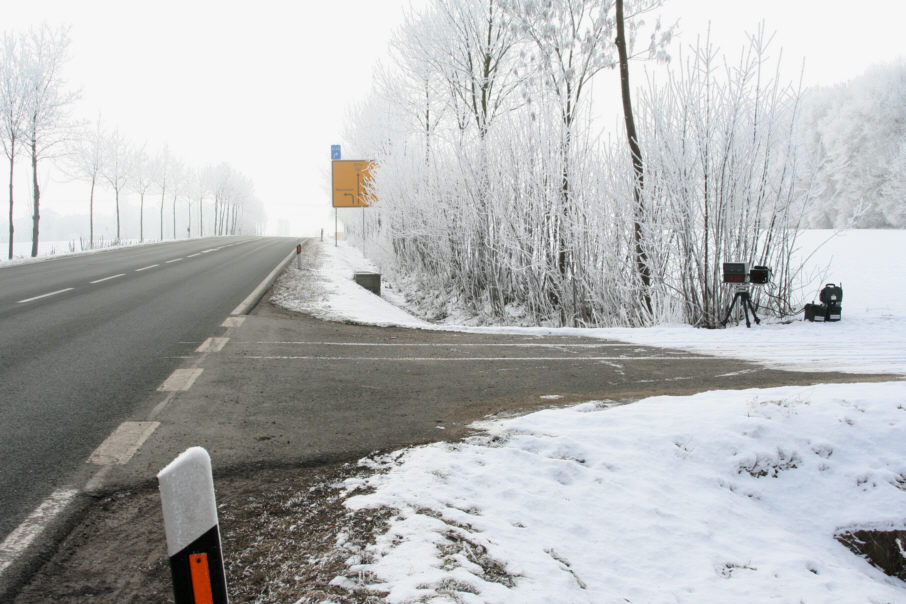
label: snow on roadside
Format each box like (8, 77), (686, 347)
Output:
(287, 238), (906, 376)
(335, 383), (906, 602)
(272, 236), (906, 601)
(0, 238), (151, 267)
(271, 241), (430, 328)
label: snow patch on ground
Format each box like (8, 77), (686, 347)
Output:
(273, 233), (906, 601)
(271, 242), (430, 328)
(0, 238), (173, 267)
(337, 383), (906, 602)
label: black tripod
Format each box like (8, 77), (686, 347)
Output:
(722, 286), (761, 328)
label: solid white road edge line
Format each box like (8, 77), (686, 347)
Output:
(0, 488), (78, 576)
(230, 248), (296, 316)
(222, 317), (245, 327)
(89, 273), (126, 284)
(16, 288), (74, 304)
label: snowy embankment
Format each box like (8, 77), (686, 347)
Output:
(273, 230), (905, 601)
(0, 238), (149, 267)
(339, 384), (905, 602)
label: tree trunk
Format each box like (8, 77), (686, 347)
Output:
(30, 136), (39, 258)
(172, 193), (176, 240)
(160, 189), (165, 241)
(89, 176), (96, 249)
(7, 154), (14, 260)
(115, 187), (120, 242)
(615, 0), (652, 318)
(139, 192), (144, 242)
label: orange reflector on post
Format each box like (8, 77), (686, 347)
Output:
(190, 553), (214, 604)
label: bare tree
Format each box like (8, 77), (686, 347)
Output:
(384, 11), (448, 170)
(152, 146), (171, 241)
(22, 24), (76, 257)
(66, 115), (104, 249)
(101, 127), (131, 242)
(131, 144), (152, 242)
(637, 29), (811, 326)
(190, 166), (211, 238)
(1, 33), (28, 259)
(168, 158), (185, 239)
(500, 0), (621, 325)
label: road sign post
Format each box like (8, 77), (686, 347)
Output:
(331, 159), (377, 247)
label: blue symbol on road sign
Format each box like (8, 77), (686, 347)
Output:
(331, 145), (341, 160)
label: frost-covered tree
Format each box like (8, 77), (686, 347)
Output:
(152, 146), (171, 241)
(502, 0), (618, 281)
(69, 115), (104, 248)
(189, 166), (212, 238)
(168, 157), (185, 239)
(22, 24), (76, 257)
(795, 61), (906, 228)
(1, 33), (29, 259)
(637, 29), (812, 326)
(131, 144), (152, 242)
(349, 2), (808, 329)
(101, 127), (131, 242)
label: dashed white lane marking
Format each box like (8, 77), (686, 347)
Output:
(246, 356), (717, 362)
(135, 264), (159, 272)
(187, 253), (201, 258)
(196, 337), (229, 353)
(165, 258), (183, 264)
(88, 421), (160, 465)
(249, 341), (635, 348)
(89, 273), (125, 284)
(157, 368), (204, 392)
(222, 316), (245, 328)
(0, 488), (78, 576)
(201, 248), (216, 254)
(17, 288), (75, 304)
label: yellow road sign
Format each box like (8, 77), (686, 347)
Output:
(332, 160), (376, 208)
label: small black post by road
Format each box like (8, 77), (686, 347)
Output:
(722, 285), (761, 328)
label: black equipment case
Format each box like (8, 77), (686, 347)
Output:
(804, 284), (843, 322)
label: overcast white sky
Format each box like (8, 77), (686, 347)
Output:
(4, 0), (904, 237)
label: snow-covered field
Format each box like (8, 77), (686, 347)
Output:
(0, 238), (147, 266)
(273, 230), (905, 602)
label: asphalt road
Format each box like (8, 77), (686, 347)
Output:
(0, 236), (296, 543)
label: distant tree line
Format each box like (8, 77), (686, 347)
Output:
(794, 61), (906, 229)
(345, 0), (818, 328)
(1, 23), (266, 259)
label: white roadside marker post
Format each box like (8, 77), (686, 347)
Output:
(158, 447), (229, 604)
